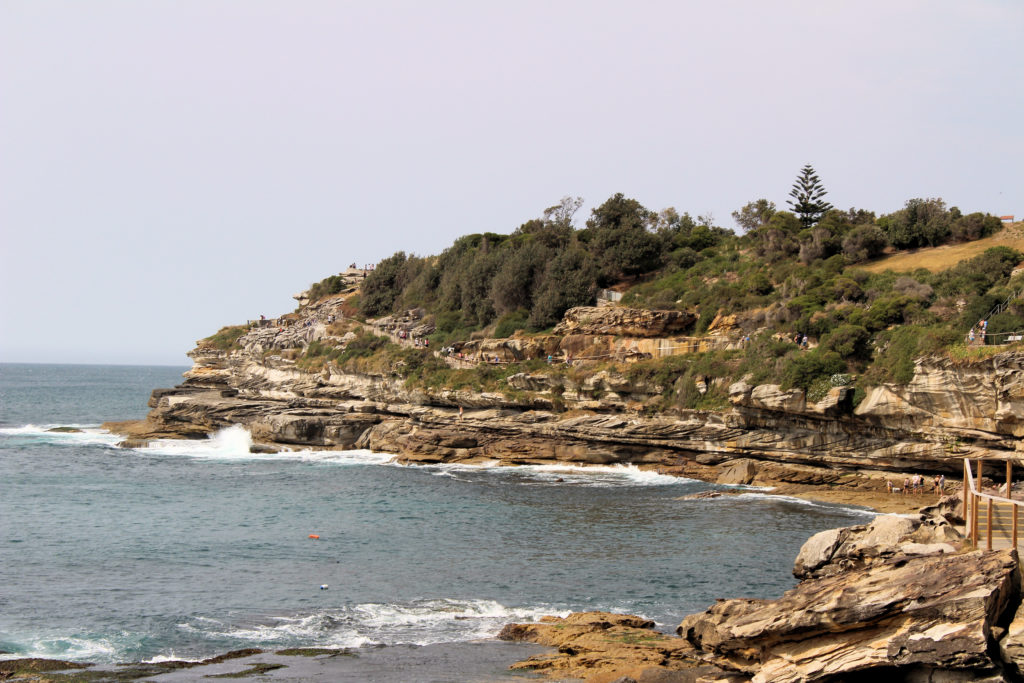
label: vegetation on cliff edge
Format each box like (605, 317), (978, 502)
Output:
(290, 169), (1020, 401)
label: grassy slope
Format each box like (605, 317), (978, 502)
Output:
(859, 223), (1024, 274)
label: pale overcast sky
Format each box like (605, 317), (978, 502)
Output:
(1, 1), (1021, 365)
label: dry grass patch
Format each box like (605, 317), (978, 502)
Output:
(859, 224), (1024, 274)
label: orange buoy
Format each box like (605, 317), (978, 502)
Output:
(308, 534), (320, 540)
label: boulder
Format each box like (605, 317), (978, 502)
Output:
(553, 306), (696, 337)
(921, 494), (967, 525)
(793, 514), (963, 580)
(728, 379), (753, 405)
(679, 549), (1021, 683)
(749, 384), (806, 413)
(717, 459), (759, 485)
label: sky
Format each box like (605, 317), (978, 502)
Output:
(1, 1), (1022, 366)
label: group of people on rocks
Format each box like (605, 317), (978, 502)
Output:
(396, 329), (429, 347)
(395, 331), (426, 348)
(887, 473), (945, 496)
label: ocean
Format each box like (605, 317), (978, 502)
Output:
(0, 363), (875, 666)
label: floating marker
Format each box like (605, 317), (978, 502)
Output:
(308, 534), (320, 539)
(320, 584), (329, 590)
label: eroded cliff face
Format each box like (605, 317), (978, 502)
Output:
(856, 353), (1024, 439)
(117, 302), (1024, 482)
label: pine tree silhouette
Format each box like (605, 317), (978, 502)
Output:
(787, 164), (833, 229)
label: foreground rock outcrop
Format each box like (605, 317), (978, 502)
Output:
(679, 547), (1019, 682)
(503, 515), (1024, 682)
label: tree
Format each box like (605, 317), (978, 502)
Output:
(732, 199), (776, 232)
(750, 210), (801, 261)
(882, 198), (951, 249)
(583, 193), (662, 285)
(787, 165), (833, 229)
(841, 225), (888, 263)
(543, 196), (584, 229)
(360, 251), (408, 316)
(528, 247), (598, 329)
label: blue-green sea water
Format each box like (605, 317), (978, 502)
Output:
(0, 363), (875, 664)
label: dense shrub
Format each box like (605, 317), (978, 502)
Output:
(203, 325), (249, 351)
(841, 225), (888, 263)
(780, 349), (845, 391)
(950, 212), (1002, 243)
(308, 274), (350, 301)
(882, 198), (952, 249)
(360, 252), (410, 317)
(493, 309), (529, 338)
(821, 324), (871, 359)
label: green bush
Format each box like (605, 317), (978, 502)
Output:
(780, 350), (845, 391)
(494, 309), (530, 338)
(203, 325), (249, 351)
(821, 324), (871, 359)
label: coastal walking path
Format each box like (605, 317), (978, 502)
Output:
(958, 458), (1024, 553)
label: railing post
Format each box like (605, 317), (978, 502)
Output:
(963, 459), (969, 532)
(1007, 461), (1013, 500)
(1015, 504), (1019, 549)
(972, 492), (978, 548)
(987, 497), (993, 550)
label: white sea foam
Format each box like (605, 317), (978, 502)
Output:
(179, 598), (566, 649)
(139, 425), (256, 459)
(0, 634), (121, 662)
(732, 492), (878, 518)
(134, 427), (398, 466)
(0, 424), (122, 447)
(409, 461), (692, 487)
(127, 430), (685, 486)
(141, 652), (204, 664)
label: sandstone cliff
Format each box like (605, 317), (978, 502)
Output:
(109, 301), (1024, 494)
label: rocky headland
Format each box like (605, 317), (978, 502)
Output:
(78, 284), (1024, 681)
(108, 292), (1024, 512)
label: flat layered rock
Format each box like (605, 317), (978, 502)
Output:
(678, 549), (1020, 683)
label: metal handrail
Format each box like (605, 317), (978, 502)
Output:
(963, 458), (1021, 550)
(970, 286), (1024, 339)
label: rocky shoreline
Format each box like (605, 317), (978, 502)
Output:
(83, 303), (1024, 680)
(0, 642), (554, 682)
(499, 510), (1024, 682)
(103, 303), (1024, 509)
